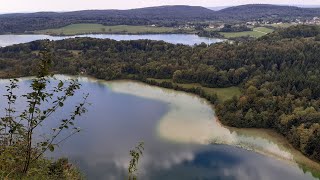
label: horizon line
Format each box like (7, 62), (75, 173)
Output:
(0, 3), (319, 15)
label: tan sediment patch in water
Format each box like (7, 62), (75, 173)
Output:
(157, 112), (294, 160)
(105, 80), (293, 159)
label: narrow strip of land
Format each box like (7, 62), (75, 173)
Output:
(34, 23), (195, 35)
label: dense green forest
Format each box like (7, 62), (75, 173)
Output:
(217, 4), (320, 21)
(220, 24), (252, 32)
(0, 25), (320, 163)
(0, 4), (320, 34)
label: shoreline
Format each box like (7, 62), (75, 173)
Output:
(0, 33), (226, 48)
(226, 126), (320, 176)
(213, 112), (320, 175)
(0, 32), (225, 40)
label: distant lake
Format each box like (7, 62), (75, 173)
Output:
(0, 34), (223, 47)
(0, 75), (318, 180)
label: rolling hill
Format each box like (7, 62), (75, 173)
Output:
(217, 4), (320, 21)
(0, 6), (216, 33)
(0, 4), (320, 34)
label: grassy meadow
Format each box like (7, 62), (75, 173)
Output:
(220, 27), (274, 38)
(34, 23), (188, 35)
(147, 78), (242, 102)
(34, 23), (274, 39)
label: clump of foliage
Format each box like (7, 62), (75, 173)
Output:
(0, 41), (88, 179)
(128, 142), (144, 180)
(220, 24), (252, 32)
(262, 25), (320, 40)
(197, 30), (224, 38)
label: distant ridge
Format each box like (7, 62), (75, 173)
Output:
(208, 4), (320, 11)
(1, 4), (319, 18)
(0, 5), (214, 17)
(290, 5), (320, 8)
(217, 4), (320, 20)
(0, 5), (217, 34)
(0, 4), (320, 34)
(1, 4), (320, 15)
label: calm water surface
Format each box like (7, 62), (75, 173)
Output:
(0, 34), (223, 47)
(0, 75), (318, 180)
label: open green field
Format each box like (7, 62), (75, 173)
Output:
(147, 78), (242, 102)
(270, 23), (320, 29)
(220, 27), (274, 38)
(254, 27), (274, 33)
(34, 23), (186, 35)
(270, 23), (295, 28)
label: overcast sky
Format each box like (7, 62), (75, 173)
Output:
(0, 0), (320, 13)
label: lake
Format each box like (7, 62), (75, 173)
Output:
(0, 75), (318, 180)
(0, 34), (223, 47)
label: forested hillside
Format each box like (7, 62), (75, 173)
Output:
(0, 25), (320, 163)
(0, 6), (216, 33)
(0, 4), (320, 34)
(218, 4), (320, 21)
